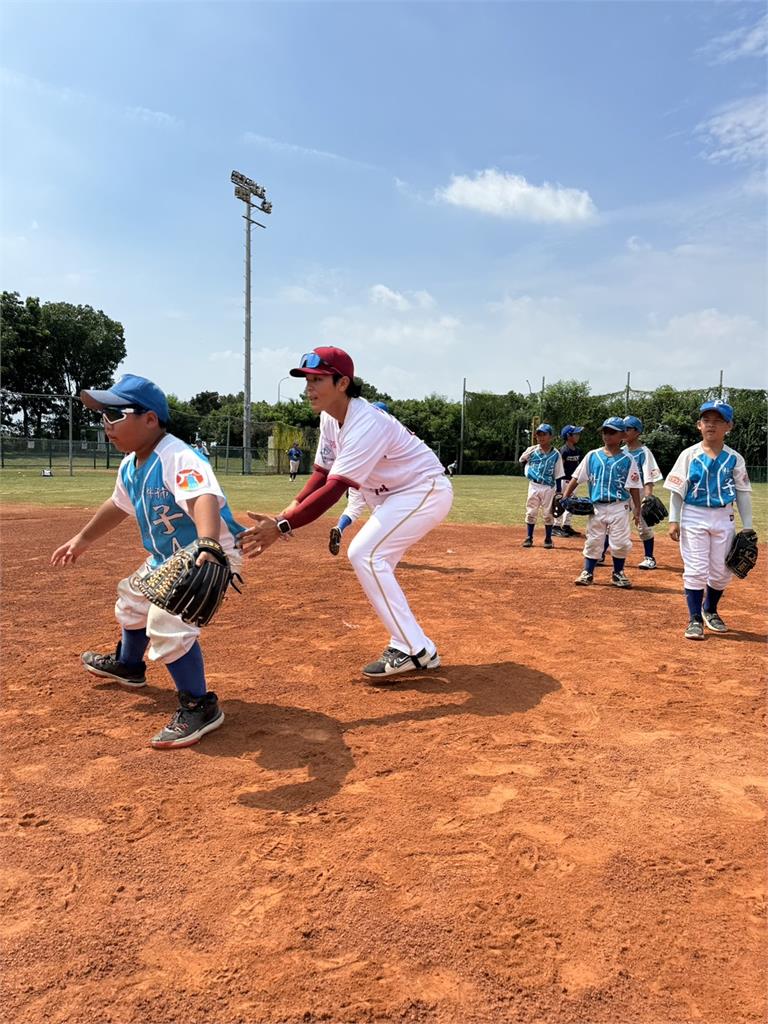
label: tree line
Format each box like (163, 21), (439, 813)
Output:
(2, 291), (765, 473)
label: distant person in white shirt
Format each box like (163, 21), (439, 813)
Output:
(238, 346), (453, 679)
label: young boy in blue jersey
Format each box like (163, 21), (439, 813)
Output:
(51, 374), (245, 749)
(597, 415), (663, 569)
(561, 416), (643, 588)
(519, 424), (565, 549)
(664, 400), (752, 640)
(552, 425), (584, 538)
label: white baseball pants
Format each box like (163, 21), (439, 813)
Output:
(583, 502), (633, 559)
(680, 504), (735, 591)
(115, 550), (244, 664)
(347, 475), (453, 657)
(525, 482), (556, 525)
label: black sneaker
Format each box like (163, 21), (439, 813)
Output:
(329, 526), (342, 557)
(562, 525), (581, 537)
(521, 537), (533, 548)
(543, 538), (554, 549)
(362, 647), (440, 679)
(551, 526), (566, 537)
(150, 691), (224, 749)
(81, 643), (146, 688)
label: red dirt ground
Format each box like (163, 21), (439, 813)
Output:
(2, 507), (766, 1024)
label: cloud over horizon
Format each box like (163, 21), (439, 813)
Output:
(435, 169), (597, 223)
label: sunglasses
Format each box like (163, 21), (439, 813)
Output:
(102, 406), (148, 424)
(299, 352), (337, 373)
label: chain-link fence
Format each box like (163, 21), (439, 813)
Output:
(0, 390), (319, 476)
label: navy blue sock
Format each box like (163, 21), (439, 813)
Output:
(612, 557), (626, 573)
(585, 557), (598, 573)
(545, 524), (553, 541)
(166, 642), (206, 698)
(120, 627), (148, 666)
(704, 586), (723, 613)
(643, 538), (654, 557)
(685, 588), (704, 620)
(526, 523), (534, 540)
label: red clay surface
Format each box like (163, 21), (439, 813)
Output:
(2, 506), (766, 1024)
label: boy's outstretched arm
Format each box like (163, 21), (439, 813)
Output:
(51, 498), (129, 566)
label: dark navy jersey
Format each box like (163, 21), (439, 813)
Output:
(559, 444), (583, 480)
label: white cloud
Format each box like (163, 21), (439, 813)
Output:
(626, 235), (651, 252)
(320, 311), (461, 354)
(241, 131), (371, 167)
(700, 13), (768, 64)
(125, 106), (179, 127)
(278, 285), (327, 305)
(370, 284), (411, 311)
(369, 284), (435, 311)
(698, 95), (768, 165)
(435, 169), (597, 223)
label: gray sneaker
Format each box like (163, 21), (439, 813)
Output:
(574, 570), (594, 586)
(82, 644), (146, 688)
(684, 618), (705, 641)
(328, 527), (342, 557)
(611, 571), (632, 589)
(363, 647), (440, 679)
(150, 691), (224, 749)
(702, 610), (728, 633)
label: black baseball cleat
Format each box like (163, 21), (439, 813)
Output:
(81, 644), (147, 688)
(551, 526), (566, 537)
(521, 537), (533, 548)
(562, 525), (580, 537)
(328, 527), (342, 557)
(150, 691), (224, 749)
(363, 647), (440, 679)
(543, 539), (554, 549)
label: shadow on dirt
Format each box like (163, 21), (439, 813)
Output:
(116, 661), (560, 813)
(397, 562), (474, 575)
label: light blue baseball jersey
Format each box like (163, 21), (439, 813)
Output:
(622, 444), (662, 485)
(520, 446), (565, 486)
(111, 434), (244, 567)
(572, 448), (642, 503)
(664, 443), (751, 508)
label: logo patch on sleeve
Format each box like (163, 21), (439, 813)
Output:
(176, 468), (205, 491)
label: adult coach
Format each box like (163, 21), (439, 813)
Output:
(238, 346), (453, 678)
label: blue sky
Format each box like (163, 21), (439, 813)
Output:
(2, 1), (766, 402)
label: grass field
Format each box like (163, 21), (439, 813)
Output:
(1, 468), (766, 537)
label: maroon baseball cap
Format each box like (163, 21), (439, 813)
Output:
(289, 346), (355, 379)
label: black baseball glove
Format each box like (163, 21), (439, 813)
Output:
(640, 494), (668, 527)
(725, 529), (759, 580)
(558, 496), (595, 516)
(135, 538), (243, 626)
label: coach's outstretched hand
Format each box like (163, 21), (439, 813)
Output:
(238, 512), (290, 559)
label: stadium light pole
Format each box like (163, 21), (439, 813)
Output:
(277, 376), (291, 405)
(231, 170), (272, 474)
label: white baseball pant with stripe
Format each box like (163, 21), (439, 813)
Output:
(583, 502), (633, 559)
(679, 504), (735, 591)
(347, 474), (453, 657)
(115, 550), (244, 664)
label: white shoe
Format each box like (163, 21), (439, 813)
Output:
(638, 556), (657, 570)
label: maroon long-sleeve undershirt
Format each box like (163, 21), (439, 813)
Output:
(283, 466), (356, 531)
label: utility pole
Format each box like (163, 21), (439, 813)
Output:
(231, 170), (272, 474)
(458, 377), (467, 474)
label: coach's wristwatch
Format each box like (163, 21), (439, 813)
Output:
(275, 517), (292, 535)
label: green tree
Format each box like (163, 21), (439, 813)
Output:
(0, 291), (51, 435)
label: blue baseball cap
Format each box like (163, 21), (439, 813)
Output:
(535, 423), (554, 435)
(601, 416), (626, 432)
(560, 424), (584, 438)
(81, 373), (170, 422)
(623, 415), (643, 432)
(699, 400), (733, 423)
(372, 401), (389, 412)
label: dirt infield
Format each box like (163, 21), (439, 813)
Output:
(2, 507), (766, 1024)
